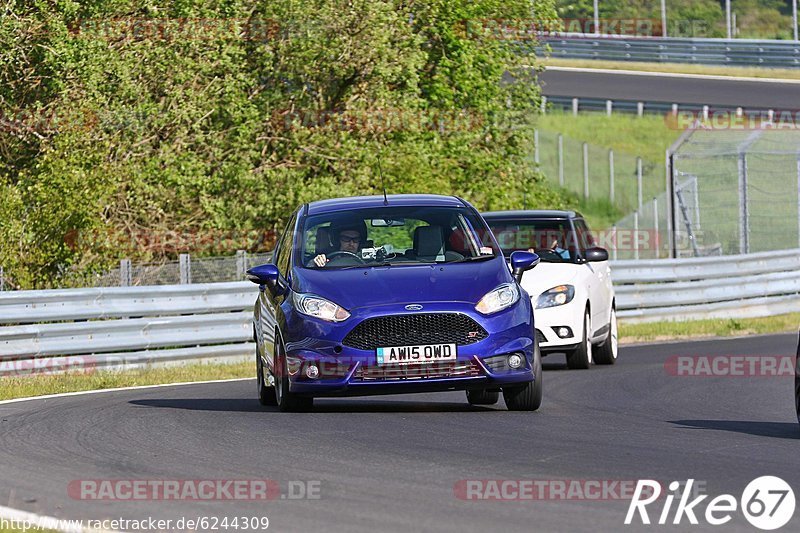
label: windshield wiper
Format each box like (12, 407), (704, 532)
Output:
(450, 255), (496, 264)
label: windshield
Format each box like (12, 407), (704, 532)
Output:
(486, 218), (578, 263)
(300, 206), (498, 269)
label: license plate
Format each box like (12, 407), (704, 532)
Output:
(376, 344), (457, 365)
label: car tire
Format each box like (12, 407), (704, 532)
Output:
(593, 308), (618, 365)
(566, 310), (592, 370)
(274, 339), (313, 413)
(503, 338), (543, 412)
(256, 351), (277, 406)
(466, 389), (499, 405)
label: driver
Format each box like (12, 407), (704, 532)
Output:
(312, 221), (367, 267)
(528, 239), (570, 260)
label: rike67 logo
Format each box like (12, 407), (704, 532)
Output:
(626, 477), (795, 530)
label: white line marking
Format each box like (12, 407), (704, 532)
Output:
(0, 377), (251, 406)
(543, 65), (800, 84)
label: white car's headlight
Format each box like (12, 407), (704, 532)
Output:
(476, 283), (520, 315)
(292, 292), (350, 322)
(536, 285), (575, 309)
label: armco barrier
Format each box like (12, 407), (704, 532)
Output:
(540, 36), (800, 68)
(2, 249), (800, 374)
(611, 249), (800, 322)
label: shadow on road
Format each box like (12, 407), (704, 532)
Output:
(670, 419), (800, 440)
(129, 398), (501, 413)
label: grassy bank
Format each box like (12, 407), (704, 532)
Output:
(544, 58), (800, 80)
(619, 313), (800, 344)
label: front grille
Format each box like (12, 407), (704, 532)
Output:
(343, 313), (488, 351)
(536, 329), (547, 345)
(353, 360), (482, 381)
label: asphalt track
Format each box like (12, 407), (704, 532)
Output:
(539, 68), (800, 109)
(0, 333), (798, 532)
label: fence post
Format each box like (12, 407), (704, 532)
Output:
(653, 198), (659, 258)
(702, 105), (709, 121)
(637, 157), (643, 211)
(611, 225), (617, 261)
(558, 134), (564, 187)
(637, 102), (644, 117)
(541, 96), (547, 114)
(534, 129), (539, 165)
(609, 149), (615, 203)
(0, 266), (4, 291)
(606, 100), (612, 116)
(572, 97), (579, 116)
(180, 253), (192, 284)
(737, 152), (749, 254)
(671, 103), (678, 116)
(120, 259), (131, 287)
(236, 250), (247, 280)
(633, 211), (640, 260)
(582, 142), (589, 200)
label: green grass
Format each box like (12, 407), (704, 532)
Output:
(0, 361), (253, 402)
(619, 313), (800, 344)
(545, 58), (800, 80)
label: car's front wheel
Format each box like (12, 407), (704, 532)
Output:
(256, 351), (277, 406)
(466, 389), (499, 405)
(274, 339), (313, 413)
(503, 339), (543, 411)
(593, 308), (618, 365)
(566, 310), (592, 370)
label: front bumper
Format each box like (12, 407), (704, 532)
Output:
(533, 300), (584, 352)
(280, 301), (536, 397)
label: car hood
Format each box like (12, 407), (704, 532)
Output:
(291, 260), (510, 310)
(519, 261), (581, 299)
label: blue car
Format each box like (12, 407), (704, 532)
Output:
(246, 194), (541, 411)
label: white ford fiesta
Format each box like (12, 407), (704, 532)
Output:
(482, 210), (617, 369)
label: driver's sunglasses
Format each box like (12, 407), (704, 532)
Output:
(339, 235), (361, 244)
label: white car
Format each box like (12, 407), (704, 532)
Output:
(482, 210), (617, 369)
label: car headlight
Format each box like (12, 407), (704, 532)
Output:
(536, 285), (575, 309)
(292, 292), (350, 322)
(476, 283), (520, 315)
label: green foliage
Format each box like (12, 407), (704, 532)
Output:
(0, 0), (568, 289)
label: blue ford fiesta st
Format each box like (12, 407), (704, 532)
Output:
(247, 194), (541, 411)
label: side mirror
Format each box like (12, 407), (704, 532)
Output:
(246, 264), (286, 294)
(509, 251), (540, 284)
(584, 247), (609, 262)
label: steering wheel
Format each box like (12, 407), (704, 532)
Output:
(326, 250), (366, 264)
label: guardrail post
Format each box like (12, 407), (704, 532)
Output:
(637, 102), (644, 117)
(534, 129), (539, 165)
(702, 105), (709, 121)
(583, 142), (589, 199)
(120, 259), (131, 287)
(180, 253), (192, 284)
(236, 250), (247, 280)
(572, 97), (579, 116)
(637, 157), (643, 211)
(609, 149), (615, 203)
(768, 109), (774, 123)
(671, 103), (678, 116)
(611, 226), (617, 261)
(606, 100), (612, 116)
(558, 134), (564, 187)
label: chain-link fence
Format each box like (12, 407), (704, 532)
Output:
(671, 128), (800, 256)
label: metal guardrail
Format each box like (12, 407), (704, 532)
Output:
(3, 249), (800, 375)
(611, 249), (800, 322)
(540, 36), (800, 68)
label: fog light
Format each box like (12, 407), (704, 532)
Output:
(507, 354), (523, 369)
(305, 364), (320, 379)
(556, 327), (573, 338)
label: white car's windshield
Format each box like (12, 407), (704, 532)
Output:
(301, 206), (498, 269)
(486, 219), (579, 263)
